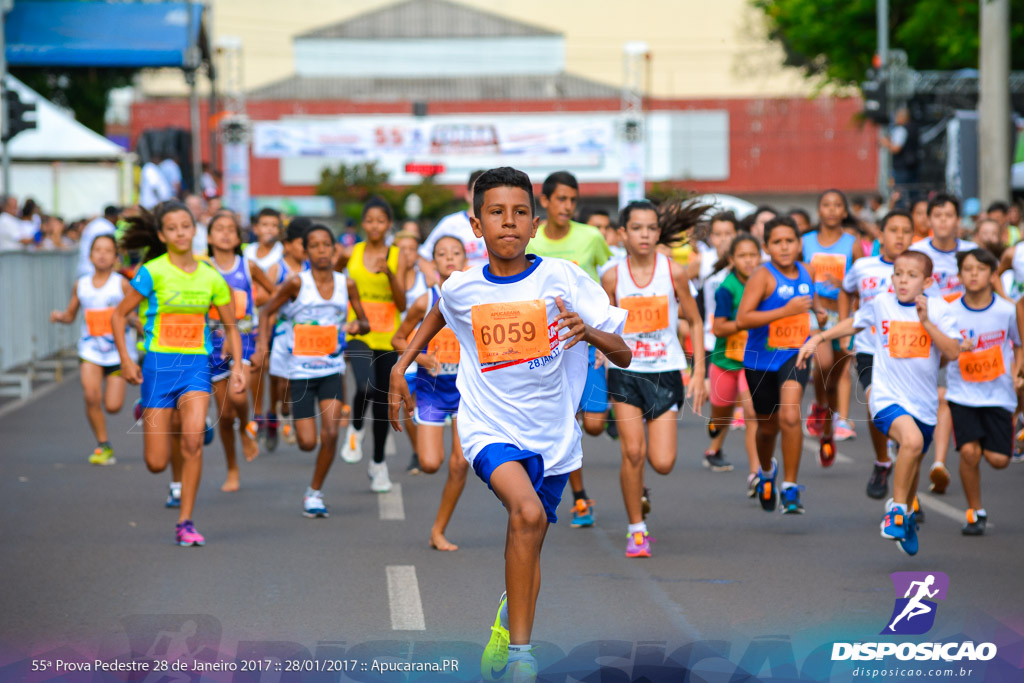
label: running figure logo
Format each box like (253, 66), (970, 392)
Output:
(882, 571), (949, 635)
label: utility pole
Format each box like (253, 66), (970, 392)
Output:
(876, 0), (890, 197)
(1, 0), (11, 193)
(979, 0), (1010, 207)
(619, 41), (649, 209)
(186, 0), (203, 195)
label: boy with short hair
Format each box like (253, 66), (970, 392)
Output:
(527, 170), (614, 527)
(389, 167), (630, 680)
(798, 251), (961, 555)
(840, 210), (914, 499)
(946, 248), (1020, 535)
(243, 207), (284, 445)
(910, 193), (977, 494)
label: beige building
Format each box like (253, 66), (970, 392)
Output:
(139, 0), (813, 99)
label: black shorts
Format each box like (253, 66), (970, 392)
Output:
(81, 359), (122, 377)
(290, 374), (345, 420)
(856, 352), (873, 392)
(744, 354), (810, 417)
(607, 368), (684, 420)
(948, 401), (1013, 456)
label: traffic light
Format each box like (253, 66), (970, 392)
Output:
(3, 89), (37, 142)
(861, 74), (889, 125)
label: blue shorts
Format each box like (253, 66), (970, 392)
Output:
(405, 369), (418, 396)
(578, 345), (609, 414)
(472, 443), (570, 524)
(413, 372), (460, 426)
(210, 333), (256, 382)
(141, 352), (212, 409)
(872, 404), (935, 454)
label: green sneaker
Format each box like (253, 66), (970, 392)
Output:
(88, 445), (116, 466)
(480, 591), (509, 681)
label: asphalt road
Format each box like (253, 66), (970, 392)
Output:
(2, 375), (1023, 681)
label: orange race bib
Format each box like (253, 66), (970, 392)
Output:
(724, 330), (748, 362)
(620, 295), (669, 334)
(811, 253), (846, 284)
(84, 308), (114, 338)
(958, 345), (1005, 383)
(292, 324), (338, 356)
(768, 313), (810, 349)
(887, 320), (930, 358)
(471, 299), (549, 365)
(208, 290), (248, 321)
(158, 313), (205, 349)
(428, 327), (461, 364)
(361, 301), (398, 333)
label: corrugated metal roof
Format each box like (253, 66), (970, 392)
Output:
(248, 73), (620, 101)
(297, 0), (558, 40)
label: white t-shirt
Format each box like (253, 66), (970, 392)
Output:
(945, 294), (1019, 412)
(852, 293), (961, 425)
(159, 158), (182, 193)
(843, 255), (896, 355)
(702, 265), (729, 353)
(438, 255), (626, 476)
(139, 162), (174, 209)
(419, 210), (489, 269)
(614, 253), (687, 373)
(77, 217), (117, 278)
(597, 245), (627, 277)
(243, 242), (284, 272)
(909, 238), (978, 300)
(0, 212), (27, 250)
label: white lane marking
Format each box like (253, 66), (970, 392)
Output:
(801, 438), (854, 464)
(378, 483), (405, 520)
(386, 565), (426, 630)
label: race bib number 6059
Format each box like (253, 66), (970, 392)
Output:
(471, 299), (549, 365)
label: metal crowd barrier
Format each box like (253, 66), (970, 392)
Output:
(0, 250), (80, 398)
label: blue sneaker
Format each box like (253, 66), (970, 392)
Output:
(896, 512), (919, 556)
(880, 499), (907, 540)
(779, 485), (805, 514)
(203, 418), (215, 446)
(756, 462), (777, 512)
(570, 498), (595, 528)
(165, 483), (181, 509)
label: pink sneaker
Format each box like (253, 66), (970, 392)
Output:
(625, 531), (651, 558)
(175, 520), (205, 547)
(834, 417), (856, 441)
(731, 407), (745, 430)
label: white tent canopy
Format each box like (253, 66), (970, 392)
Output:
(2, 76), (129, 219)
(4, 75), (126, 161)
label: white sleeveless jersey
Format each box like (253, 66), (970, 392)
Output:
(279, 270), (348, 380)
(243, 242), (284, 273)
(403, 268), (429, 321)
(614, 253), (687, 373)
(77, 273), (136, 366)
(1007, 242), (1024, 301)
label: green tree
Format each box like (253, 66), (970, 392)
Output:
(316, 161), (457, 225)
(751, 0), (1024, 86)
(11, 68), (137, 135)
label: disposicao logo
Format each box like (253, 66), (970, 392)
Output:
(831, 572), (998, 662)
(883, 571), (948, 635)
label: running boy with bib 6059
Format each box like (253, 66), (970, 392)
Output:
(388, 167), (631, 682)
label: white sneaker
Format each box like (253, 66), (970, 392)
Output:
(886, 439), (899, 461)
(368, 461), (392, 493)
(384, 432), (396, 456)
(302, 488), (329, 518)
(340, 424), (364, 463)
